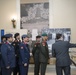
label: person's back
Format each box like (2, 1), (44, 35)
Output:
(52, 40), (71, 66)
(52, 33), (76, 75)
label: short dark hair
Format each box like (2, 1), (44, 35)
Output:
(14, 33), (20, 38)
(1, 35), (6, 40)
(56, 33), (62, 39)
(36, 35), (41, 38)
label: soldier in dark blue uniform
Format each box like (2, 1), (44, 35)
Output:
(32, 35), (41, 75)
(52, 33), (76, 75)
(0, 43), (2, 75)
(12, 33), (21, 75)
(0, 35), (6, 75)
(1, 34), (15, 75)
(19, 34), (30, 75)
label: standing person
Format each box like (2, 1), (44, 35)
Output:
(39, 33), (49, 75)
(12, 33), (21, 75)
(19, 34), (30, 75)
(1, 34), (15, 75)
(0, 43), (2, 75)
(32, 35), (41, 75)
(0, 35), (6, 75)
(52, 33), (76, 75)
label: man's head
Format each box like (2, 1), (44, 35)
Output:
(56, 33), (63, 40)
(21, 34), (29, 43)
(42, 33), (48, 41)
(1, 35), (6, 42)
(5, 34), (13, 43)
(14, 33), (20, 40)
(36, 35), (41, 42)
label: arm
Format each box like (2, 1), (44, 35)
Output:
(46, 43), (50, 59)
(40, 42), (49, 58)
(32, 44), (37, 56)
(1, 44), (10, 67)
(0, 47), (1, 59)
(68, 42), (76, 48)
(52, 45), (56, 57)
(19, 44), (28, 64)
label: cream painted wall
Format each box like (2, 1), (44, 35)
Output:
(0, 0), (17, 29)
(20, 0), (48, 3)
(52, 0), (76, 42)
(20, 0), (76, 42)
(0, 0), (76, 42)
(53, 0), (76, 28)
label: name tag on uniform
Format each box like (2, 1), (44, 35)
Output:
(13, 44), (15, 46)
(8, 46), (11, 50)
(21, 46), (23, 49)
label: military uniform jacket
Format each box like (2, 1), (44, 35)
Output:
(19, 42), (30, 65)
(12, 40), (21, 58)
(39, 42), (49, 63)
(1, 43), (16, 68)
(52, 40), (76, 66)
(0, 43), (2, 67)
(32, 42), (41, 61)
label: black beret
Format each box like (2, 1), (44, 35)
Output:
(21, 34), (28, 39)
(14, 33), (20, 38)
(36, 35), (41, 38)
(5, 34), (13, 38)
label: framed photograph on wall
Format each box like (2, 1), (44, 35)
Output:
(41, 28), (71, 56)
(20, 2), (49, 30)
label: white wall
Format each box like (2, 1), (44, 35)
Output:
(21, 0), (48, 3)
(0, 0), (76, 42)
(0, 0), (17, 29)
(51, 0), (76, 42)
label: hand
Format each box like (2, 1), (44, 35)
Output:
(24, 63), (27, 67)
(6, 66), (10, 69)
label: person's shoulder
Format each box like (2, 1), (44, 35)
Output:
(19, 43), (25, 50)
(1, 43), (7, 48)
(63, 41), (69, 43)
(20, 42), (24, 46)
(33, 41), (37, 45)
(52, 42), (56, 47)
(0, 43), (2, 47)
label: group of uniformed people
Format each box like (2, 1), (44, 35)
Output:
(32, 34), (49, 75)
(32, 33), (76, 75)
(0, 33), (50, 75)
(0, 33), (30, 75)
(0, 32), (76, 75)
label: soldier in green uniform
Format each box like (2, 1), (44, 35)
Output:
(32, 35), (41, 75)
(39, 33), (49, 75)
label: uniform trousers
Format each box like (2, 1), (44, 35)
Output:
(2, 68), (13, 75)
(13, 58), (20, 75)
(40, 62), (47, 75)
(19, 64), (29, 75)
(34, 60), (40, 75)
(0, 67), (2, 75)
(13, 64), (20, 75)
(56, 66), (70, 75)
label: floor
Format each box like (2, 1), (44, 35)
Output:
(28, 64), (76, 75)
